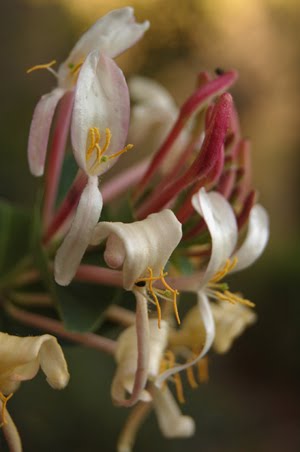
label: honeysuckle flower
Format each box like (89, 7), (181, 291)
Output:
(91, 210), (182, 407)
(114, 320), (195, 451)
(27, 7), (149, 177)
(156, 187), (269, 386)
(54, 49), (131, 286)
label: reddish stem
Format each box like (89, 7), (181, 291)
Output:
(237, 190), (256, 230)
(42, 91), (74, 228)
(43, 171), (87, 244)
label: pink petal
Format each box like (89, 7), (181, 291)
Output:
(27, 87), (65, 176)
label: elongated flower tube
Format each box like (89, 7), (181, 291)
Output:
(54, 50), (131, 286)
(27, 7), (149, 177)
(156, 188), (269, 386)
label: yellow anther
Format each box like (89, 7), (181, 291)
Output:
(148, 267), (162, 329)
(159, 270), (180, 325)
(70, 61), (83, 75)
(161, 351), (185, 403)
(135, 268), (180, 327)
(197, 357), (209, 383)
(186, 366), (198, 389)
(215, 290), (255, 308)
(174, 373), (185, 404)
(210, 258), (238, 284)
(27, 59), (57, 74)
(86, 127), (133, 175)
(0, 392), (13, 428)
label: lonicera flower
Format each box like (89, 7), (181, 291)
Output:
(27, 7), (149, 177)
(91, 210), (182, 407)
(90, 209), (182, 325)
(156, 187), (269, 386)
(114, 319), (195, 451)
(54, 49), (132, 286)
(0, 332), (69, 438)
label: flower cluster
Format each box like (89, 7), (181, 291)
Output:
(0, 7), (269, 451)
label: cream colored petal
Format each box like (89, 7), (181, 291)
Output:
(90, 210), (182, 289)
(153, 386), (195, 438)
(58, 7), (149, 87)
(27, 87), (65, 176)
(211, 302), (257, 354)
(192, 188), (238, 287)
(0, 333), (69, 394)
(54, 176), (102, 286)
(233, 204), (269, 272)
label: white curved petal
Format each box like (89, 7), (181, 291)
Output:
(54, 177), (102, 286)
(27, 87), (65, 176)
(192, 188), (238, 287)
(0, 333), (69, 394)
(129, 76), (177, 112)
(153, 386), (195, 438)
(71, 51), (130, 176)
(90, 210), (182, 290)
(155, 291), (215, 387)
(233, 204), (269, 272)
(58, 7), (149, 85)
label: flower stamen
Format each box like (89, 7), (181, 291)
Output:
(135, 268), (180, 328)
(163, 351), (185, 404)
(0, 392), (13, 428)
(210, 257), (238, 283)
(26, 59), (57, 76)
(197, 356), (209, 383)
(86, 127), (133, 175)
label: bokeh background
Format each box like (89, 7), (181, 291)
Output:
(1, 0), (300, 450)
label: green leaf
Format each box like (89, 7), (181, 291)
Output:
(55, 281), (119, 332)
(0, 200), (31, 279)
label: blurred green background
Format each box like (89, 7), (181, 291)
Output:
(1, 0), (300, 450)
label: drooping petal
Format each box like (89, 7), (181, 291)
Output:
(27, 87), (65, 176)
(90, 210), (182, 290)
(0, 333), (69, 395)
(155, 292), (215, 387)
(54, 176), (102, 286)
(71, 50), (130, 177)
(192, 188), (238, 287)
(211, 302), (257, 354)
(58, 7), (149, 87)
(153, 386), (195, 438)
(232, 204), (269, 272)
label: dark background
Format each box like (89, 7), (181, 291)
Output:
(0, 0), (299, 450)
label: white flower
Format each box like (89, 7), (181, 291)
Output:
(113, 320), (195, 444)
(27, 7), (149, 177)
(54, 50), (130, 286)
(90, 209), (182, 290)
(156, 187), (269, 386)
